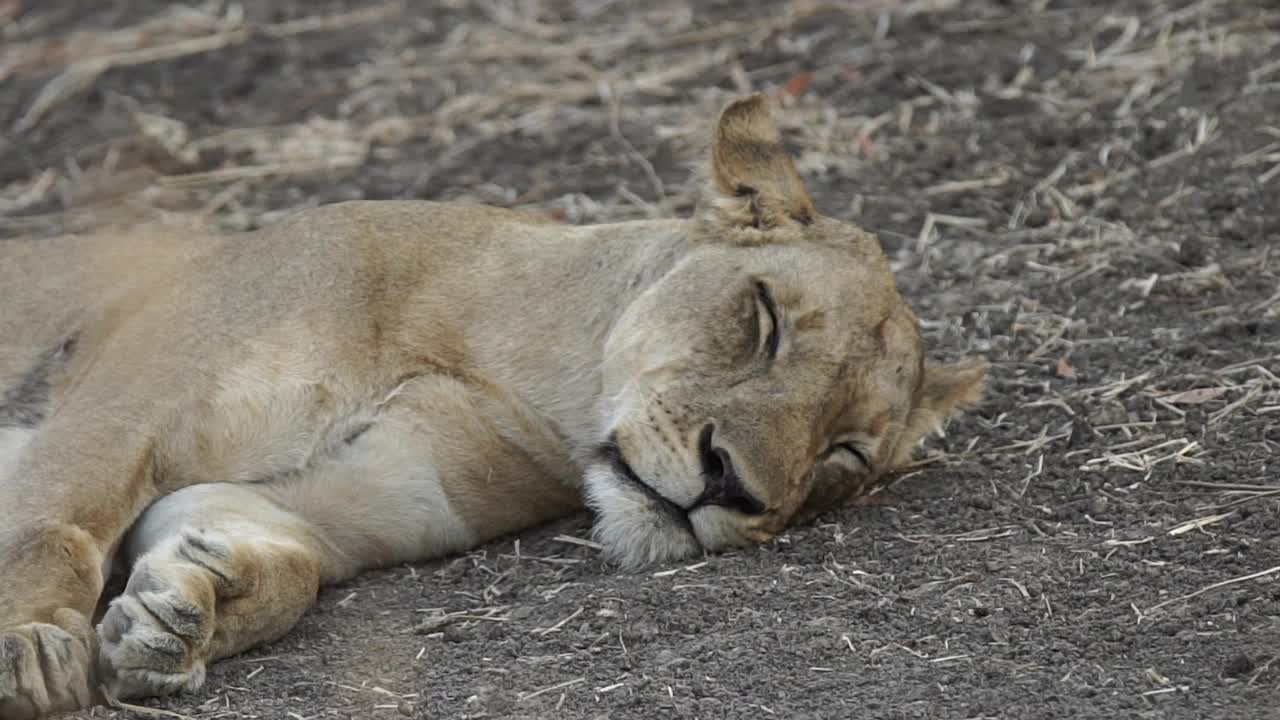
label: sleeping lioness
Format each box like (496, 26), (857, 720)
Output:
(0, 95), (986, 718)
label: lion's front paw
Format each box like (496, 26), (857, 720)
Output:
(0, 609), (97, 719)
(97, 530), (228, 701)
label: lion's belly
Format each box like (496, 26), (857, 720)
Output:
(142, 344), (582, 574)
(0, 427), (34, 486)
(151, 341), (383, 492)
(136, 369), (577, 580)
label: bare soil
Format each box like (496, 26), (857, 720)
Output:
(3, 1), (1279, 718)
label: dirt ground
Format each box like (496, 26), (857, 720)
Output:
(3, 0), (1279, 718)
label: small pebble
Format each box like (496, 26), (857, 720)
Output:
(1024, 206), (1052, 228)
(1224, 653), (1253, 677)
(1176, 236), (1207, 266)
(1088, 495), (1108, 516)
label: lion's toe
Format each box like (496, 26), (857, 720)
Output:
(97, 545), (220, 703)
(97, 588), (211, 702)
(100, 662), (206, 703)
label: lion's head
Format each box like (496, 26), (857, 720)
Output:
(584, 95), (987, 568)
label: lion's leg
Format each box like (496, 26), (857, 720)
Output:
(0, 416), (160, 719)
(96, 483), (324, 701)
(0, 520), (114, 720)
(262, 374), (587, 561)
(97, 374), (586, 704)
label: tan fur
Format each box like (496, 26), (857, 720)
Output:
(0, 95), (987, 718)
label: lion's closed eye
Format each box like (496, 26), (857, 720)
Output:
(754, 281), (781, 360)
(825, 442), (872, 473)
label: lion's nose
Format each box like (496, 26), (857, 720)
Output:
(693, 423), (765, 515)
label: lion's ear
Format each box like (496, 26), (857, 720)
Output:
(891, 358), (989, 467)
(703, 94), (816, 233)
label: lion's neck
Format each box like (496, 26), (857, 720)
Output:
(445, 217), (691, 470)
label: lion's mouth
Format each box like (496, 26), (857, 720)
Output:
(594, 438), (698, 538)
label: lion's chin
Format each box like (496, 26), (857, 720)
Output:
(582, 463), (704, 569)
